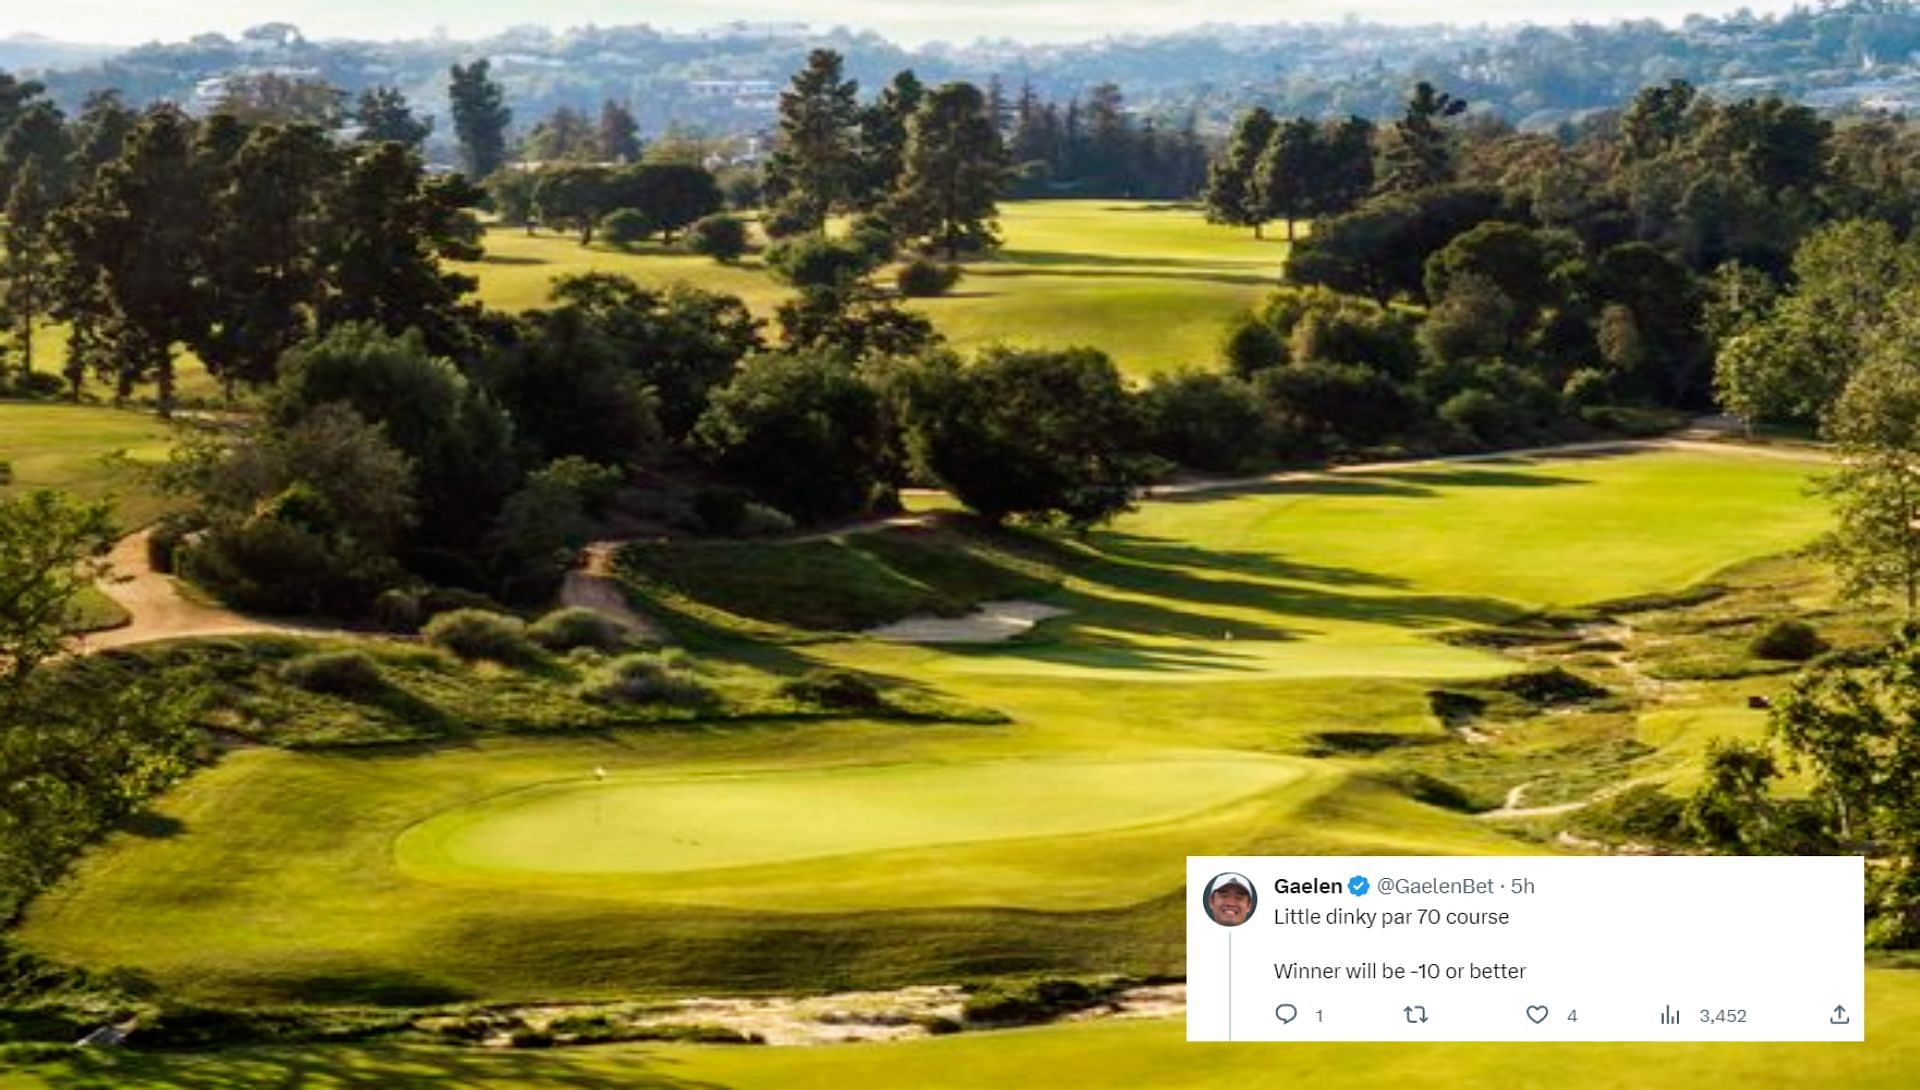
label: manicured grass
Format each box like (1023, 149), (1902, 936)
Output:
(14, 447), (1830, 1010)
(459, 229), (790, 315)
(10, 967), (1920, 1089)
(458, 201), (1282, 377)
(0, 402), (175, 526)
(651, 450), (1831, 685)
(394, 754), (1306, 884)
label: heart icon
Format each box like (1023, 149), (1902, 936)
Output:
(1275, 1003), (1298, 1024)
(1526, 1005), (1549, 1024)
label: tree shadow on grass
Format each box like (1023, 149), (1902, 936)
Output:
(473, 253), (550, 267)
(1151, 476), (1441, 505)
(1359, 466), (1589, 490)
(939, 524), (1528, 676)
(213, 967), (476, 1007)
(121, 811), (186, 840)
(1090, 531), (1413, 588)
(38, 1044), (730, 1090)
(1070, 535), (1518, 633)
(992, 249), (1275, 273)
(964, 264), (1278, 288)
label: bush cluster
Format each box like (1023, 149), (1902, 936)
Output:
(685, 214), (750, 262)
(1751, 618), (1827, 661)
(586, 650), (711, 706)
(896, 257), (961, 298)
(279, 650), (386, 698)
(422, 609), (538, 664)
(528, 607), (632, 652)
(779, 668), (885, 711)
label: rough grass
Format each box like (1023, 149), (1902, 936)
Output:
(9, 969), (1920, 1089)
(616, 521), (1072, 640)
(459, 201), (1284, 377)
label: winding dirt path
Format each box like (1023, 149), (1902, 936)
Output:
(558, 543), (666, 643)
(78, 531), (340, 653)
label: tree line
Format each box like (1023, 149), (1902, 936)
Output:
(0, 71), (479, 410)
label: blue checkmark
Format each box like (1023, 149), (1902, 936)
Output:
(1348, 875), (1371, 896)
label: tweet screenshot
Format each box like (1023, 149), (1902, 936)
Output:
(1189, 856), (1863, 1042)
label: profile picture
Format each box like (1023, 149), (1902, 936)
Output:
(1204, 872), (1256, 927)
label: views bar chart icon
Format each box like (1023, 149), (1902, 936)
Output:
(1661, 1006), (1682, 1026)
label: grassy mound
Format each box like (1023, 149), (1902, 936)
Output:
(616, 522), (1074, 640)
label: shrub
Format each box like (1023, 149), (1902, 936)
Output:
(847, 213), (900, 264)
(1752, 619), (1827, 662)
(418, 587), (502, 619)
(1254, 362), (1417, 451)
(1437, 388), (1516, 448)
(422, 609), (538, 664)
(0, 371), (66, 400)
(686, 214), (749, 262)
(896, 257), (961, 298)
(146, 515), (199, 575)
(600, 208), (652, 247)
(1580, 404), (1685, 437)
(178, 519), (335, 614)
(1494, 666), (1609, 705)
(1435, 363), (1563, 448)
(780, 668), (884, 710)
(760, 202), (813, 239)
(372, 588), (423, 631)
(737, 502), (796, 537)
(961, 980), (1106, 1027)
(280, 651), (386, 698)
(529, 607), (631, 652)
(1140, 369), (1270, 473)
(1562, 367), (1613, 410)
(691, 486), (752, 535)
(764, 235), (879, 289)
(587, 650), (711, 706)
(1223, 313), (1287, 379)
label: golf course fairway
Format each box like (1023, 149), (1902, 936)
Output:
(12, 442), (1892, 1090)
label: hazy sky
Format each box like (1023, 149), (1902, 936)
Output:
(1, 0), (1799, 46)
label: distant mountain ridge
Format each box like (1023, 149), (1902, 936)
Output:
(0, 33), (115, 71)
(10, 2), (1920, 139)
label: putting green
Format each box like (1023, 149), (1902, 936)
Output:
(396, 755), (1304, 879)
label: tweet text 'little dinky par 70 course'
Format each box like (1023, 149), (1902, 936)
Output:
(1188, 856), (1863, 1042)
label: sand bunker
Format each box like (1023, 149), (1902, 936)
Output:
(865, 600), (1068, 644)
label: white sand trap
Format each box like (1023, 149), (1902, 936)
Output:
(866, 600), (1068, 644)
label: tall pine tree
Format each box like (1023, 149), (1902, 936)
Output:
(1378, 82), (1466, 195)
(598, 100), (642, 163)
(198, 124), (340, 399)
(449, 59), (512, 180)
(857, 70), (924, 210)
(891, 82), (1010, 260)
(1205, 107), (1278, 237)
(764, 50), (862, 231)
(58, 107), (209, 414)
(354, 86), (433, 149)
